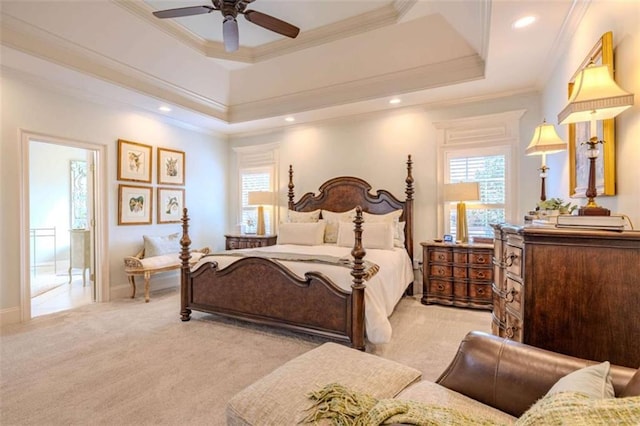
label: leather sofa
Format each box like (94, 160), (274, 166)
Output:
(227, 331), (639, 425)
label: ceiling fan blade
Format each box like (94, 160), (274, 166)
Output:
(153, 5), (215, 19)
(223, 16), (239, 52)
(244, 10), (300, 39)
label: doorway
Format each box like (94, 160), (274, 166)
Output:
(21, 132), (108, 320)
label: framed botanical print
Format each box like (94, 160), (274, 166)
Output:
(158, 148), (185, 185)
(568, 31), (616, 198)
(118, 184), (152, 225)
(157, 187), (185, 224)
(117, 139), (152, 183)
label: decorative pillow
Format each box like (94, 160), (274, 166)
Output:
(516, 392), (640, 426)
(363, 211), (405, 247)
(546, 361), (615, 399)
(321, 209), (357, 243)
(143, 233), (180, 257)
(336, 221), (394, 250)
(286, 209), (320, 223)
(277, 222), (325, 246)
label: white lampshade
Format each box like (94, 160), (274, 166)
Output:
(526, 121), (566, 155)
(247, 191), (273, 206)
(558, 64), (634, 124)
(443, 182), (480, 202)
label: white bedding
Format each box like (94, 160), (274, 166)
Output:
(192, 244), (414, 344)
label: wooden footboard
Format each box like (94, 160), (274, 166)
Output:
(179, 207), (367, 350)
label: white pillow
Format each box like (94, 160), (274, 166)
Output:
(336, 221), (394, 250)
(363, 210), (405, 248)
(277, 222), (326, 246)
(321, 209), (357, 243)
(286, 209), (320, 223)
(546, 361), (615, 399)
(143, 233), (180, 257)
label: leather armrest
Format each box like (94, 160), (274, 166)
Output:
(435, 331), (637, 417)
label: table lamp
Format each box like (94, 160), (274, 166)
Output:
(525, 120), (566, 202)
(247, 191), (273, 235)
(558, 63), (634, 216)
(443, 182), (480, 243)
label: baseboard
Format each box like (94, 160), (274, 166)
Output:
(0, 306), (22, 326)
(111, 272), (180, 301)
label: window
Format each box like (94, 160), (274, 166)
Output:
(240, 167), (273, 233)
(435, 110), (522, 240)
(445, 150), (507, 239)
(234, 143), (279, 234)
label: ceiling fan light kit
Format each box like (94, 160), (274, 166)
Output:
(152, 0), (300, 53)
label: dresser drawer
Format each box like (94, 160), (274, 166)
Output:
(469, 267), (492, 281)
(429, 264), (452, 278)
(453, 250), (467, 264)
(428, 279), (453, 297)
(505, 277), (523, 314)
(429, 249), (452, 263)
(469, 283), (491, 300)
(505, 310), (523, 342)
(505, 246), (523, 278)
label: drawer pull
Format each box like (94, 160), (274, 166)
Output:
(504, 253), (517, 267)
(505, 288), (517, 303)
(505, 326), (519, 339)
(437, 267), (445, 275)
(476, 271), (485, 279)
(437, 284), (445, 291)
(437, 254), (445, 260)
(477, 256), (486, 263)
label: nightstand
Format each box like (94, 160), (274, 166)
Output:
(421, 241), (493, 310)
(225, 234), (277, 250)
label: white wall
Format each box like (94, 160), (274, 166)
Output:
(0, 74), (228, 323)
(543, 0), (640, 224)
(229, 92), (541, 261)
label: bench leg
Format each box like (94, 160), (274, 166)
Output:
(144, 271), (151, 303)
(128, 275), (136, 298)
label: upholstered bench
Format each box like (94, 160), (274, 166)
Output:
(123, 233), (209, 302)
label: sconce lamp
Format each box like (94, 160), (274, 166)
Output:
(444, 182), (480, 243)
(558, 63), (634, 216)
(525, 120), (566, 202)
(247, 191), (273, 235)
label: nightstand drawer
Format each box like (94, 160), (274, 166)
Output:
(225, 234), (277, 250)
(429, 264), (452, 278)
(429, 248), (452, 263)
(428, 279), (452, 297)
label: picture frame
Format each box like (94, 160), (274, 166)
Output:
(157, 187), (185, 224)
(157, 148), (185, 185)
(118, 184), (152, 225)
(117, 139), (152, 183)
(568, 31), (616, 198)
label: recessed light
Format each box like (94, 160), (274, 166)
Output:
(512, 16), (536, 29)
(285, 117), (295, 122)
(158, 106), (172, 112)
(389, 98), (401, 105)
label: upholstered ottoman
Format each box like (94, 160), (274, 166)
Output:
(226, 342), (422, 425)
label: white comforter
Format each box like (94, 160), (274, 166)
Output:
(192, 244), (414, 344)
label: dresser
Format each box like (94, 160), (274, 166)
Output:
(491, 225), (640, 368)
(225, 234), (277, 250)
(68, 229), (91, 286)
(421, 241), (494, 310)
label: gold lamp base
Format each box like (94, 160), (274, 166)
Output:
(256, 206), (266, 235)
(456, 202), (469, 243)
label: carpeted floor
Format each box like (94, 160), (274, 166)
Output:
(0, 288), (491, 425)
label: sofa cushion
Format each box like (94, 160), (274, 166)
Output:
(143, 233), (180, 257)
(546, 361), (614, 399)
(396, 380), (516, 424)
(138, 251), (205, 270)
(226, 342), (421, 426)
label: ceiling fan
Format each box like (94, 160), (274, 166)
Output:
(152, 0), (300, 53)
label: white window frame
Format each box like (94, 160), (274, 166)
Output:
(233, 143), (279, 235)
(434, 110), (524, 238)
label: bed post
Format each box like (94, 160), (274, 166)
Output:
(350, 206), (366, 351)
(180, 208), (192, 322)
(287, 165), (295, 210)
(405, 155), (414, 262)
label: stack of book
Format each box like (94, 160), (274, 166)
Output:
(555, 215), (627, 231)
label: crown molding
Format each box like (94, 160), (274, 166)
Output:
(114, 0), (417, 64)
(228, 54), (484, 123)
(0, 13), (228, 121)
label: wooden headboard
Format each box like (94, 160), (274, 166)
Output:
(287, 155), (414, 261)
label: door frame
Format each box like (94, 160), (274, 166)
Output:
(20, 130), (110, 321)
